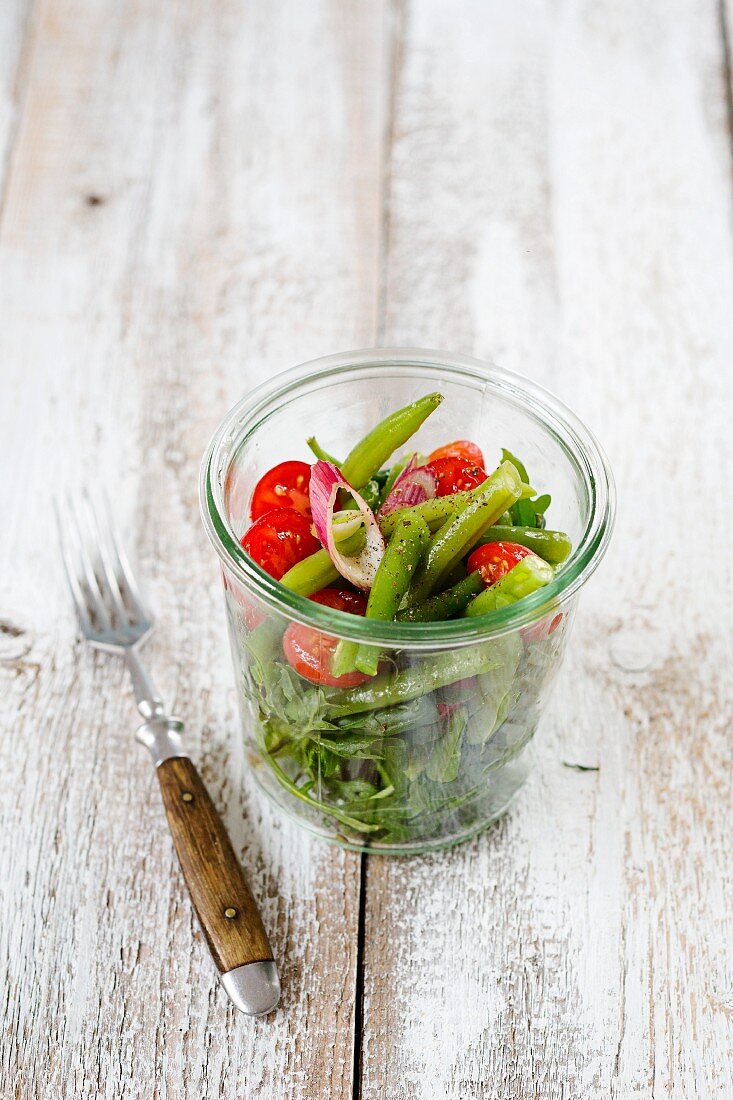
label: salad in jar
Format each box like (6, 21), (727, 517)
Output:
(226, 391), (575, 849)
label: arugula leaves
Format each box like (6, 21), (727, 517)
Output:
(234, 444), (560, 847)
(240, 623), (543, 844)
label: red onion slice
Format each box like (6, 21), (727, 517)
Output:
(379, 455), (437, 517)
(309, 461), (385, 590)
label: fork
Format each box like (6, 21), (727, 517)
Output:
(56, 490), (280, 1017)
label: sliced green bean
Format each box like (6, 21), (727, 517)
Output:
(396, 570), (483, 622)
(306, 436), (340, 464)
(354, 514), (431, 675)
(473, 525), (572, 565)
(280, 527), (365, 595)
(341, 393), (443, 488)
(326, 635), (520, 716)
(379, 460), (524, 539)
(379, 495), (458, 537)
(441, 559), (467, 590)
(464, 555), (555, 617)
(331, 510), (364, 541)
(333, 514), (430, 676)
(407, 461), (523, 604)
(280, 549), (339, 595)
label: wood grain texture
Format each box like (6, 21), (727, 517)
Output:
(156, 755), (273, 973)
(0, 1), (387, 1097)
(361, 1), (733, 1097)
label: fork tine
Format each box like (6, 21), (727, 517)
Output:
(62, 491), (113, 632)
(83, 490), (131, 627)
(55, 498), (96, 635)
(99, 492), (151, 625)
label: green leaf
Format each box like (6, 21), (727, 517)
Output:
(500, 449), (552, 528)
(301, 740), (341, 779)
(324, 777), (393, 803)
(426, 708), (467, 782)
(358, 478), (382, 511)
(317, 731), (387, 759)
(500, 447), (529, 484)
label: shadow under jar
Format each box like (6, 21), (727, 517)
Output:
(200, 349), (615, 855)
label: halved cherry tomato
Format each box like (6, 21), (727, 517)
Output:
(521, 611), (564, 644)
(283, 588), (371, 688)
(240, 507), (320, 580)
(250, 460), (312, 520)
(427, 456), (487, 496)
(466, 541), (533, 587)
(428, 439), (485, 468)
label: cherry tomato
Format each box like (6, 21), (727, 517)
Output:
(250, 460), (312, 520)
(240, 507), (320, 580)
(427, 456), (487, 496)
(428, 439), (485, 468)
(283, 588), (371, 688)
(521, 612), (564, 644)
(466, 541), (533, 587)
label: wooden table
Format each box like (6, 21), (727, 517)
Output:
(2, 2), (732, 1096)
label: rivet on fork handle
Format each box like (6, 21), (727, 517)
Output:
(137, 719), (280, 1016)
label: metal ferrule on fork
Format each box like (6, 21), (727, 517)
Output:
(125, 646), (189, 766)
(135, 715), (188, 767)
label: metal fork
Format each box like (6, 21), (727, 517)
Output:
(56, 490), (280, 1017)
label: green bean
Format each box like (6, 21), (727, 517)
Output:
(280, 526), (366, 595)
(354, 514), (431, 675)
(380, 452), (415, 499)
(332, 514), (430, 676)
(464, 555), (554, 617)
(280, 549), (339, 595)
(379, 494), (460, 537)
(378, 460), (524, 538)
(396, 570), (484, 622)
(341, 393), (443, 488)
(306, 436), (340, 464)
(330, 639), (357, 679)
(472, 525), (572, 565)
(326, 635), (520, 716)
(441, 559), (467, 589)
(407, 461), (523, 604)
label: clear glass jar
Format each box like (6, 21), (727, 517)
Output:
(200, 349), (615, 854)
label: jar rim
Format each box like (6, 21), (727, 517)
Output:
(200, 348), (615, 649)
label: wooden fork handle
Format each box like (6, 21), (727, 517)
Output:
(138, 718), (279, 1016)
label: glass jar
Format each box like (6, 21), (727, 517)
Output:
(200, 349), (615, 854)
